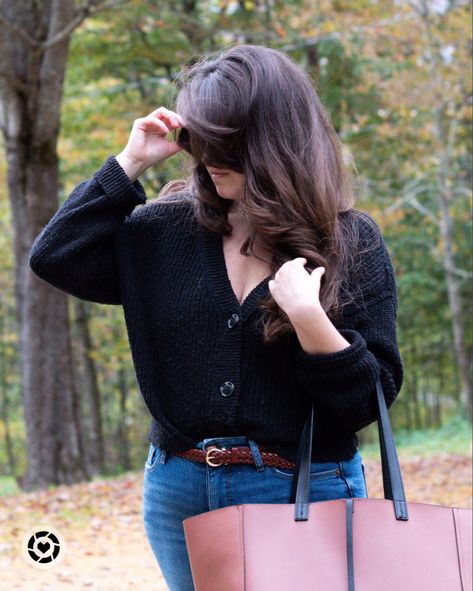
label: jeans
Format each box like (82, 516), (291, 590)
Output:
(142, 435), (368, 591)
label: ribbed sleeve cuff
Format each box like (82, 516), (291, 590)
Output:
(295, 329), (367, 371)
(93, 155), (147, 208)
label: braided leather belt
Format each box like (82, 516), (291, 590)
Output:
(172, 445), (297, 470)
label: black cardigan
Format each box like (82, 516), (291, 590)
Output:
(29, 155), (404, 462)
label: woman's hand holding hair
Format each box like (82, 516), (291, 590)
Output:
(116, 106), (186, 182)
(268, 257), (325, 318)
(268, 258), (350, 355)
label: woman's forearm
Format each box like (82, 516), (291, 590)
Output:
(116, 151), (147, 183)
(288, 304), (351, 356)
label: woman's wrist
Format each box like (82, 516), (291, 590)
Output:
(289, 303), (351, 355)
(115, 151), (147, 183)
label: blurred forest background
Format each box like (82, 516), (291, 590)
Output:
(0, 0), (472, 497)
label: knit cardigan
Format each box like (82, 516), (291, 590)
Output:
(29, 155), (404, 462)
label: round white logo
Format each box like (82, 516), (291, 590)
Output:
(22, 526), (65, 569)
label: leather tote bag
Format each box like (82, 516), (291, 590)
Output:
(183, 378), (472, 590)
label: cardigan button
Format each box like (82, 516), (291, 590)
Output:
(219, 381), (235, 397)
(227, 313), (240, 329)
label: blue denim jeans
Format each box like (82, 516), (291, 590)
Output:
(142, 435), (368, 591)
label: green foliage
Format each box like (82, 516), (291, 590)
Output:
(360, 414), (473, 460)
(0, 476), (18, 497)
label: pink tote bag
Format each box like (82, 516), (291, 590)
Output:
(183, 378), (472, 590)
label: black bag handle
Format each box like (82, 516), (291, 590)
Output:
(290, 377), (409, 522)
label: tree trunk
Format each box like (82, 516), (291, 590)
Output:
(436, 161), (472, 421)
(433, 386), (442, 428)
(73, 298), (104, 475)
(404, 388), (412, 431)
(117, 366), (130, 471)
(0, 314), (16, 475)
(410, 339), (422, 429)
(0, 0), (89, 490)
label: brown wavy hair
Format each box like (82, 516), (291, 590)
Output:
(148, 44), (381, 344)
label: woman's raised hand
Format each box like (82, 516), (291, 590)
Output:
(116, 106), (186, 181)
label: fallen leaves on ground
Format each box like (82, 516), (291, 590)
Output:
(0, 453), (470, 591)
(363, 453), (472, 507)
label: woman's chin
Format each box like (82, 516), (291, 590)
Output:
(217, 191), (237, 201)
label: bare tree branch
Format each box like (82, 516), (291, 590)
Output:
(384, 179), (441, 226)
(42, 0), (125, 49)
(0, 14), (38, 48)
(406, 237), (472, 279)
(0, 0), (124, 50)
(452, 186), (472, 198)
(404, 193), (439, 225)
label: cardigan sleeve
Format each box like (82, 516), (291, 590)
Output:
(294, 214), (404, 433)
(28, 155), (147, 305)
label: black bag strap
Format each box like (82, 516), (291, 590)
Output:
(291, 376), (409, 522)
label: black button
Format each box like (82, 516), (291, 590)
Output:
(219, 381), (235, 397)
(227, 313), (240, 329)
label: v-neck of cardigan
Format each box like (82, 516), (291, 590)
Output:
(198, 223), (272, 319)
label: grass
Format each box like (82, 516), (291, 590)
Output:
(359, 414), (472, 460)
(0, 475), (18, 497)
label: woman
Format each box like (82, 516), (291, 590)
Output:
(29, 44), (403, 591)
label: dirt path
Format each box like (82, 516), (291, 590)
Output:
(0, 453), (471, 591)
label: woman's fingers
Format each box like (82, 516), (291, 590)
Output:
(147, 106), (184, 130)
(150, 119), (172, 133)
(142, 117), (169, 134)
(134, 116), (168, 135)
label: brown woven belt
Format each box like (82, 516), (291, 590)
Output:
(172, 445), (297, 470)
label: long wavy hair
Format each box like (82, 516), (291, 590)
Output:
(147, 44), (380, 344)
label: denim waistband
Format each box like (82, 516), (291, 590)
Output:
(195, 435), (254, 450)
(195, 435), (266, 472)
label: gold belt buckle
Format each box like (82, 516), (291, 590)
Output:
(205, 445), (227, 467)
